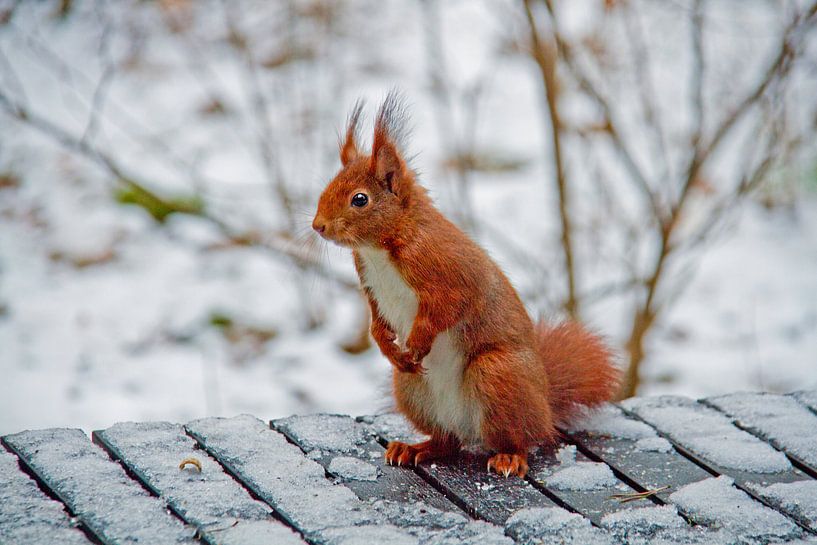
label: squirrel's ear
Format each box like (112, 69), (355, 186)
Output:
(339, 100), (364, 167)
(374, 141), (409, 196)
(371, 91), (412, 200)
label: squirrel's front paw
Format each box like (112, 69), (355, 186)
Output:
(394, 351), (425, 374)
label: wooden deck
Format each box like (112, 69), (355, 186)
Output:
(2, 391), (816, 545)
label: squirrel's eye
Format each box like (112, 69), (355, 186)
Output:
(351, 193), (369, 207)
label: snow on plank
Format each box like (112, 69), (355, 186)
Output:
(505, 507), (614, 544)
(362, 413), (558, 526)
(185, 414), (417, 544)
(272, 414), (459, 512)
(94, 421), (305, 545)
(621, 396), (807, 485)
(599, 504), (739, 544)
(273, 414), (513, 545)
(705, 392), (817, 476)
(506, 503), (732, 545)
(0, 449), (92, 545)
(670, 476), (804, 544)
(792, 390), (817, 416)
(525, 443), (677, 526)
(2, 428), (196, 545)
(744, 480), (817, 533)
(565, 405), (713, 503)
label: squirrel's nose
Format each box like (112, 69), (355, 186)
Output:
(312, 217), (326, 234)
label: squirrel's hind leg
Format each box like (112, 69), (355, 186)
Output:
(468, 346), (557, 478)
(384, 433), (460, 468)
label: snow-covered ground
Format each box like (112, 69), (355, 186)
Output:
(0, 0), (815, 435)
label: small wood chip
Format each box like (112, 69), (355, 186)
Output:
(178, 457), (202, 472)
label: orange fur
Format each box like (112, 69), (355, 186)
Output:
(313, 93), (620, 478)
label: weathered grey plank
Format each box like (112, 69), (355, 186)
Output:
(504, 507), (615, 545)
(184, 415), (419, 544)
(365, 412), (677, 527)
(526, 443), (670, 526)
(565, 405), (713, 504)
(363, 413), (560, 526)
(621, 396), (807, 485)
(0, 449), (92, 545)
(507, 504), (736, 545)
(272, 415), (514, 544)
(2, 428), (196, 545)
(705, 392), (817, 477)
(621, 395), (816, 535)
(792, 390), (817, 414)
(272, 414), (460, 512)
(94, 421), (305, 545)
(668, 475), (804, 544)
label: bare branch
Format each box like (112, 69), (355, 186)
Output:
(688, 0), (705, 151)
(621, 3), (671, 189)
(676, 1), (817, 219)
(80, 1), (116, 146)
(524, 0), (579, 318)
(0, 44), (27, 107)
(539, 0), (665, 224)
(0, 89), (355, 290)
(421, 0), (476, 231)
(219, 0), (297, 230)
(618, 2), (817, 398)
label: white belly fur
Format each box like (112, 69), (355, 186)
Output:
(358, 246), (483, 443)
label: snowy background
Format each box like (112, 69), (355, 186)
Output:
(0, 0), (815, 435)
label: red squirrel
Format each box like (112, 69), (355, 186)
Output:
(312, 94), (619, 478)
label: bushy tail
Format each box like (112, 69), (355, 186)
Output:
(535, 321), (620, 426)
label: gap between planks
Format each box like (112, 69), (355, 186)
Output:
(176, 425), (312, 544)
(698, 398), (817, 481)
(616, 402), (817, 536)
(0, 438), (104, 545)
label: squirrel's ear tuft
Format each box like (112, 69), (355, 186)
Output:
(371, 90), (412, 199)
(340, 100), (364, 166)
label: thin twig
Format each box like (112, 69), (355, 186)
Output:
(611, 485), (669, 503)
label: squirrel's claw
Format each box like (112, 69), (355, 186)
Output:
(393, 351), (425, 374)
(487, 453), (528, 478)
(384, 441), (417, 468)
(385, 439), (458, 468)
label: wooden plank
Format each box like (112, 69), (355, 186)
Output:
(0, 448), (93, 545)
(573, 404), (809, 542)
(792, 390), (817, 415)
(272, 414), (515, 544)
(621, 395), (808, 486)
(272, 414), (460, 513)
(704, 392), (817, 477)
(525, 443), (671, 526)
(364, 413), (682, 527)
(564, 405), (713, 504)
(621, 395), (816, 534)
(702, 393), (817, 533)
(184, 415), (421, 544)
(2, 428), (196, 545)
(667, 475), (805, 543)
(363, 413), (563, 526)
(93, 421), (305, 545)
